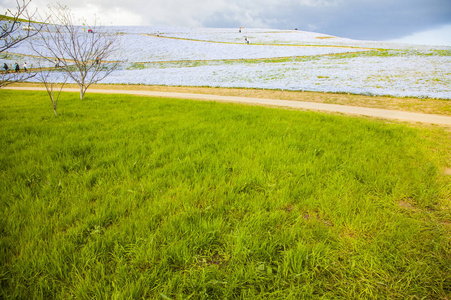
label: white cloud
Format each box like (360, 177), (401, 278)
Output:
(70, 4), (145, 25)
(388, 24), (451, 46)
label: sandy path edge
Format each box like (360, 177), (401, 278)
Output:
(4, 86), (451, 126)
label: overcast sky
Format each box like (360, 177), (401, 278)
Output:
(2, 0), (451, 45)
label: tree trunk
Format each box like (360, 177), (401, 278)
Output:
(51, 90), (57, 116)
(80, 85), (84, 100)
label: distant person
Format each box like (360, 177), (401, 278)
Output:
(14, 62), (19, 72)
(88, 29), (93, 33)
(23, 62), (28, 72)
(3, 63), (8, 73)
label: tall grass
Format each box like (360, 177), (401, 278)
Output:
(1, 90), (450, 299)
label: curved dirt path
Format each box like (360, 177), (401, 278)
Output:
(5, 86), (451, 126)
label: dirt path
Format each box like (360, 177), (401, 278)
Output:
(5, 86), (451, 126)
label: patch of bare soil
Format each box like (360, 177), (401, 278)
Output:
(398, 200), (418, 211)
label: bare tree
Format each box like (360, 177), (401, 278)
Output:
(35, 60), (69, 116)
(32, 4), (120, 100)
(1, 0), (43, 87)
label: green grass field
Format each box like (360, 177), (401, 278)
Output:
(1, 90), (450, 299)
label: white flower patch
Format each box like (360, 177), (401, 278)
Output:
(103, 53), (451, 99)
(117, 33), (365, 62)
(11, 25), (450, 99)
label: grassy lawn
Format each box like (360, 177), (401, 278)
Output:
(1, 90), (450, 299)
(13, 83), (451, 116)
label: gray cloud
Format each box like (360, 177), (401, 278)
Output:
(209, 0), (451, 40)
(1, 0), (450, 40)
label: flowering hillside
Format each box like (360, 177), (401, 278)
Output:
(4, 26), (451, 99)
